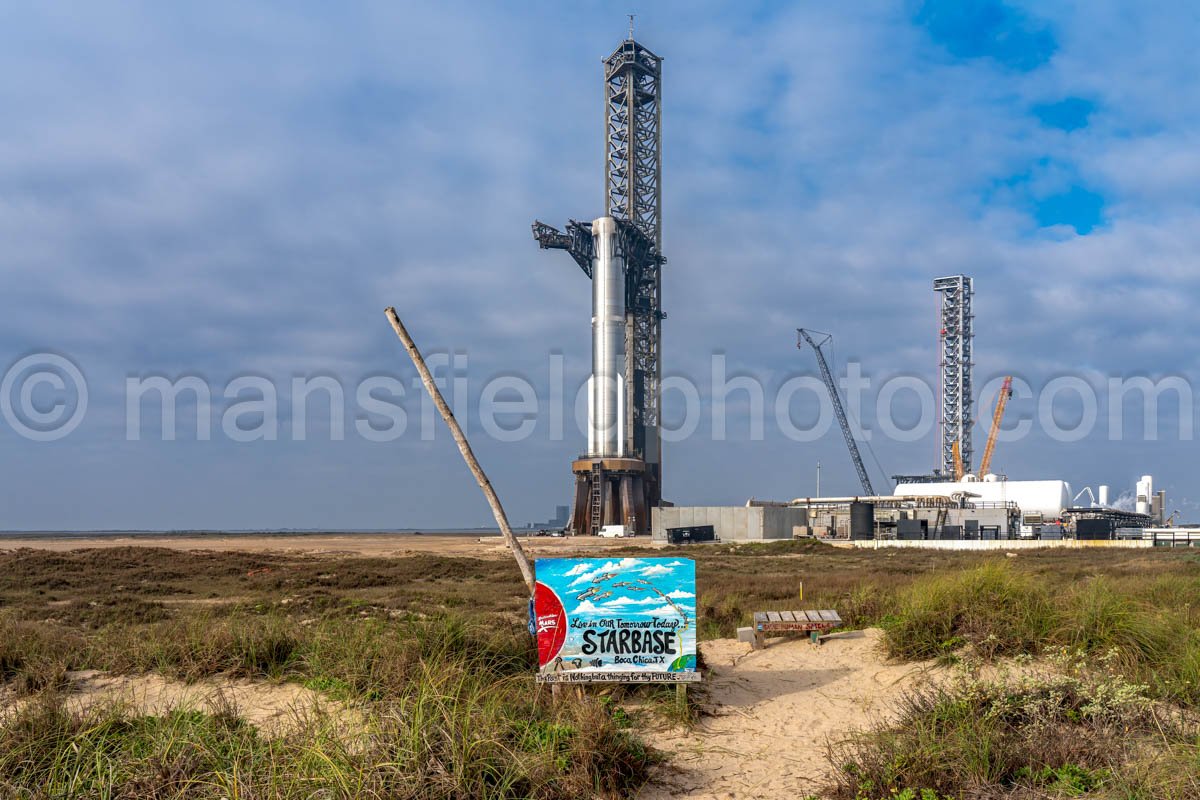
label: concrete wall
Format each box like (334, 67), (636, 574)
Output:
(837, 539), (1153, 550)
(761, 506), (810, 539)
(651, 506), (758, 541)
(652, 506), (805, 542)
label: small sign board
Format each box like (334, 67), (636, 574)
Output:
(533, 557), (699, 683)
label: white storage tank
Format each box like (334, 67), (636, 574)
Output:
(894, 478), (1072, 520)
(1136, 475), (1152, 516)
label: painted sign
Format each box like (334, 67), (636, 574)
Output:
(534, 557), (699, 683)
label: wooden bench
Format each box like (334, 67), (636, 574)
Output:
(750, 610), (842, 649)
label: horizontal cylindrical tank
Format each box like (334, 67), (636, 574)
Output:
(589, 217), (625, 458)
(893, 478), (1071, 520)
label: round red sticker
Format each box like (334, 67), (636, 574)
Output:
(534, 581), (567, 667)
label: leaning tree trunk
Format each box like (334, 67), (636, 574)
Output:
(385, 306), (536, 593)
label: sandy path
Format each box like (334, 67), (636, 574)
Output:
(640, 628), (937, 799)
(1, 671), (356, 737)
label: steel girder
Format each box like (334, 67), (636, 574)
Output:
(605, 39), (663, 453)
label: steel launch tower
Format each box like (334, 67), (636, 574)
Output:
(934, 275), (974, 476)
(532, 33), (664, 535)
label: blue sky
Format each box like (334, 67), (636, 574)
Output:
(1, 1), (1198, 529)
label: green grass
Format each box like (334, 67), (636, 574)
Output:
(0, 611), (654, 799)
(8, 544), (1200, 798)
(876, 562), (1200, 705)
(881, 562), (1054, 661)
(827, 661), (1196, 799)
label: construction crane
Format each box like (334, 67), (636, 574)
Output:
(978, 376), (1013, 477)
(797, 329), (875, 496)
(951, 440), (965, 481)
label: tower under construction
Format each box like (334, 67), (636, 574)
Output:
(532, 33), (664, 535)
(934, 275), (974, 476)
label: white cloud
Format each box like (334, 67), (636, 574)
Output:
(667, 590), (695, 599)
(2, 3), (1199, 528)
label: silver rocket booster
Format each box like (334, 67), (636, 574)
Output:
(588, 216), (625, 458)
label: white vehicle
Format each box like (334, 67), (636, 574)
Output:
(598, 525), (628, 538)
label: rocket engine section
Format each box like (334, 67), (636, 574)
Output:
(589, 217), (626, 458)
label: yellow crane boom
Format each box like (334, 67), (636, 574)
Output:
(978, 376), (1013, 476)
(951, 439), (964, 481)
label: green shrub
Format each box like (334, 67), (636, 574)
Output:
(828, 666), (1173, 799)
(883, 562), (1054, 660)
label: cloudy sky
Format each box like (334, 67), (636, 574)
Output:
(1, 1), (1197, 530)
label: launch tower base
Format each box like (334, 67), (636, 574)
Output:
(569, 457), (650, 536)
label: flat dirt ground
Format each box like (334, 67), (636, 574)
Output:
(0, 533), (648, 557)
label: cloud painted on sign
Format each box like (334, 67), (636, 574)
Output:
(571, 599), (603, 615)
(566, 558), (643, 587)
(638, 604), (689, 617)
(604, 596), (665, 607)
(639, 565), (673, 577)
(667, 590), (695, 599)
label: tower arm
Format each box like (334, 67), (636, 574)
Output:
(532, 220), (594, 277)
(531, 218), (664, 300)
(797, 328), (876, 496)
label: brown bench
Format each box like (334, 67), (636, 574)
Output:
(750, 610), (842, 649)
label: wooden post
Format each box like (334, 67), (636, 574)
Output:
(385, 307), (536, 594)
(676, 683), (687, 717)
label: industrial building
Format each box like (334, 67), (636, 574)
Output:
(651, 505), (809, 542)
